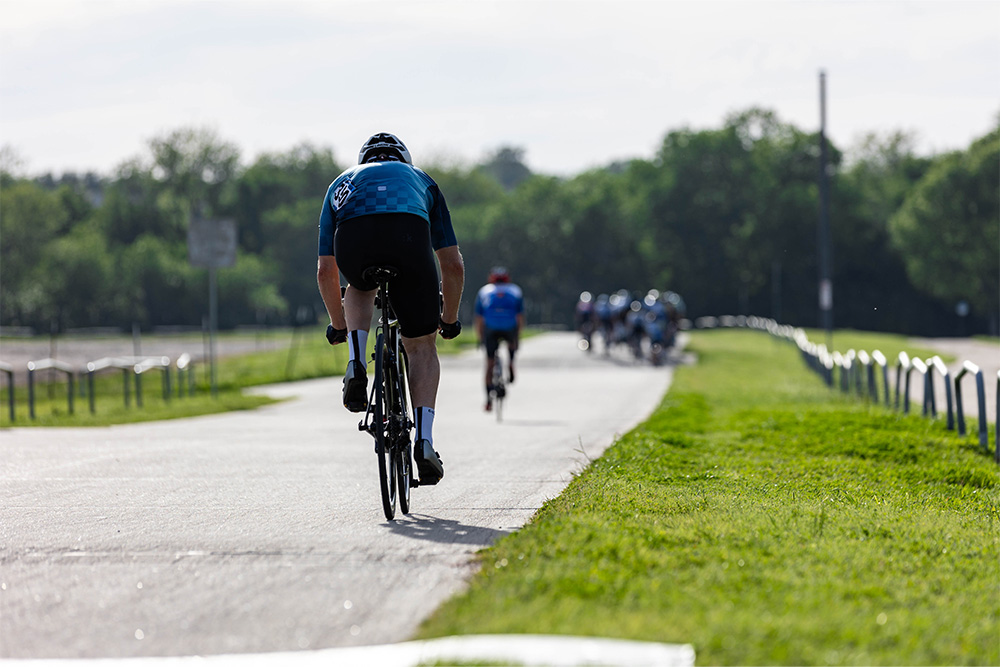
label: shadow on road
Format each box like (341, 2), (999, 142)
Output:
(383, 513), (511, 545)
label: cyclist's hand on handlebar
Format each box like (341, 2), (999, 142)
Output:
(439, 318), (462, 340)
(326, 324), (348, 345)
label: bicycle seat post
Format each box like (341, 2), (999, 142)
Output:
(362, 266), (399, 319)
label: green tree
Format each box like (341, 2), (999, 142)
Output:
(834, 132), (945, 333)
(118, 235), (203, 329)
(149, 127), (241, 218)
(96, 159), (179, 246)
(217, 253), (286, 328)
(889, 127), (1000, 329)
(477, 146), (533, 191)
(42, 223), (119, 329)
(257, 199), (324, 323)
(642, 109), (822, 318)
(236, 143), (340, 253)
(0, 180), (69, 327)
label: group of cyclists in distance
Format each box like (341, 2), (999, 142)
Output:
(575, 289), (686, 366)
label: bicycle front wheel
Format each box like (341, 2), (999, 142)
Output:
(374, 334), (396, 520)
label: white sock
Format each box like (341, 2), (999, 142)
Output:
(348, 330), (368, 369)
(415, 406), (435, 445)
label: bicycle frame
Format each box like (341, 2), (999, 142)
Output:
(358, 267), (414, 520)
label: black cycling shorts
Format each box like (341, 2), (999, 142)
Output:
(334, 213), (440, 338)
(483, 327), (519, 360)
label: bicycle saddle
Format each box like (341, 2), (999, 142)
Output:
(362, 266), (400, 284)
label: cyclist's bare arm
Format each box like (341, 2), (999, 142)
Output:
(317, 255), (347, 331)
(436, 246), (465, 325)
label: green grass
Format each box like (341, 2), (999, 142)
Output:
(416, 329), (999, 665)
(1, 325), (480, 427)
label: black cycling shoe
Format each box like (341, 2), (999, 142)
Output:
(342, 360), (368, 412)
(414, 439), (444, 485)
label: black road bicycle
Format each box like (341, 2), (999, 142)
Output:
(358, 266), (417, 520)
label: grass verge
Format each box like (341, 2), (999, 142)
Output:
(416, 329), (999, 665)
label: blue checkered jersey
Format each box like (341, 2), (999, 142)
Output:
(317, 161), (457, 256)
(474, 283), (524, 331)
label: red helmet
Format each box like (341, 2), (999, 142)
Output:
(489, 266), (510, 284)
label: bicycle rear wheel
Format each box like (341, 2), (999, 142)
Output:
(493, 357), (505, 423)
(392, 346), (412, 515)
(374, 333), (396, 520)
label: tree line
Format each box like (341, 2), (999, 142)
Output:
(1, 107), (997, 337)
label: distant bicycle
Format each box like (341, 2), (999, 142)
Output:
(489, 350), (507, 422)
(357, 266), (416, 520)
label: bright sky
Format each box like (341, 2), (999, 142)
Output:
(1, 0), (997, 177)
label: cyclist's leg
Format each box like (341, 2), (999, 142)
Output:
(402, 333), (443, 483)
(334, 219), (383, 411)
(506, 329), (520, 383)
(401, 334), (439, 410)
(343, 286), (375, 358)
(386, 219), (444, 483)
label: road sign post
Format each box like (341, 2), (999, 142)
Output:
(188, 217), (237, 398)
(817, 70), (833, 351)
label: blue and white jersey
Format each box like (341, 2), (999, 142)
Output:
(475, 283), (524, 331)
(317, 161), (457, 255)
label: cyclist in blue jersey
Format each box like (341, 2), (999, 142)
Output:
(317, 132), (465, 485)
(474, 267), (524, 412)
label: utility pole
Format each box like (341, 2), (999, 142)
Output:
(818, 70), (833, 350)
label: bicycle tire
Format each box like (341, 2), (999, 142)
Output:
(394, 346), (412, 514)
(374, 333), (396, 520)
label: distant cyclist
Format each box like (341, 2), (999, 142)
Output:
(474, 266), (524, 412)
(317, 132), (465, 485)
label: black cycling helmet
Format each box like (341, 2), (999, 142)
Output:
(489, 266), (510, 284)
(358, 132), (412, 165)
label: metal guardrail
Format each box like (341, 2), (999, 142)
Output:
(176, 353), (196, 397)
(954, 361), (988, 451)
(87, 357), (138, 412)
(717, 316), (998, 464)
(929, 356), (954, 429)
(27, 358), (76, 419)
(871, 350), (890, 406)
(0, 361), (14, 422)
(1, 353), (199, 420)
(133, 356), (172, 408)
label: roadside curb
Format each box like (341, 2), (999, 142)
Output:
(7, 635), (695, 667)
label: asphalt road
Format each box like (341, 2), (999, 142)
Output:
(1, 332), (678, 659)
